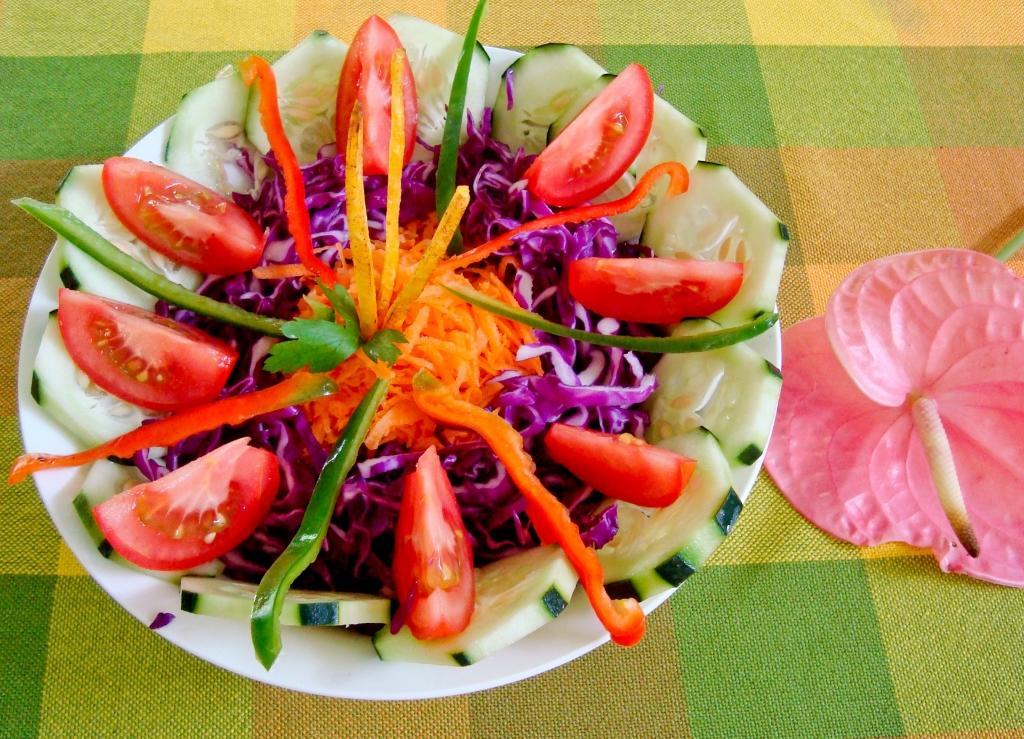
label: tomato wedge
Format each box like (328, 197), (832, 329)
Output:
(526, 64), (654, 207)
(568, 257), (744, 324)
(545, 424), (696, 508)
(392, 446), (475, 639)
(336, 15), (417, 176)
(102, 157), (265, 275)
(58, 288), (237, 412)
(94, 438), (279, 571)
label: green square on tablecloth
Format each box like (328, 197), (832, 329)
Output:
(0, 0), (148, 56)
(0, 54), (140, 160)
(604, 44), (777, 148)
(0, 574), (55, 737)
(127, 50), (274, 145)
(38, 577), (251, 737)
(867, 556), (1024, 734)
(674, 559), (903, 738)
(758, 46), (930, 148)
(904, 47), (1024, 147)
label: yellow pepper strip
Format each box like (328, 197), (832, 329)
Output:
(378, 49), (407, 320)
(344, 103), (378, 337)
(386, 185), (470, 327)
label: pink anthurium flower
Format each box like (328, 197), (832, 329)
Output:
(766, 249), (1024, 586)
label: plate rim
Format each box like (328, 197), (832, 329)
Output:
(15, 43), (783, 700)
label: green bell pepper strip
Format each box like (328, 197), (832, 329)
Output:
(250, 378), (389, 669)
(13, 198), (286, 337)
(443, 283), (779, 353)
(436, 0), (488, 255)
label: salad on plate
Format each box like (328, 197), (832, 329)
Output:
(11, 5), (787, 671)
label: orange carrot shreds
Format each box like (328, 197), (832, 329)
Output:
(252, 264), (311, 280)
(441, 161), (690, 273)
(386, 185), (470, 327)
(379, 49), (407, 316)
(344, 103), (378, 337)
(304, 222), (541, 452)
(238, 56), (336, 287)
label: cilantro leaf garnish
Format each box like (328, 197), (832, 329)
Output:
(263, 316), (360, 374)
(363, 329), (409, 365)
(264, 284), (407, 374)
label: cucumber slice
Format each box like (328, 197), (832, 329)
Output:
(57, 237), (153, 309)
(546, 74), (707, 243)
(164, 65), (256, 195)
(600, 427), (738, 599)
(374, 545), (577, 666)
(72, 460), (145, 548)
(492, 44), (605, 155)
(34, 314), (157, 447)
(592, 171), (647, 243)
(388, 13), (490, 154)
(641, 161), (788, 326)
(647, 319), (783, 470)
(634, 96), (707, 174)
(548, 77), (706, 170)
(55, 164), (202, 295)
(545, 73), (614, 143)
(180, 576), (390, 626)
(244, 30), (348, 165)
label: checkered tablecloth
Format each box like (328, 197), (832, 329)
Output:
(3, 1), (1024, 736)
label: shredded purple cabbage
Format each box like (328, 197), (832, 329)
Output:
(137, 113), (655, 594)
(149, 612), (175, 630)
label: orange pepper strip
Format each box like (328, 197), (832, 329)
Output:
(8, 372), (337, 484)
(441, 161), (689, 274)
(239, 56), (337, 287)
(252, 264), (311, 280)
(410, 370), (646, 647)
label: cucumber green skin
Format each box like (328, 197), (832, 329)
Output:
(608, 490), (743, 600)
(181, 586), (390, 627)
(251, 379), (389, 669)
(373, 545), (577, 666)
(14, 198), (285, 337)
(373, 583), (571, 666)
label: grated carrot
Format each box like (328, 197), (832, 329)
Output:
(303, 220), (542, 452)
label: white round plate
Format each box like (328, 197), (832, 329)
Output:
(16, 45), (782, 699)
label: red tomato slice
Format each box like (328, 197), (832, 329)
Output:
(526, 64), (654, 207)
(94, 438), (279, 571)
(568, 257), (744, 324)
(545, 424), (696, 508)
(58, 288), (237, 412)
(336, 15), (418, 176)
(102, 157), (265, 275)
(392, 446), (475, 640)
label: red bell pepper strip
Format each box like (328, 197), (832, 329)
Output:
(239, 56), (337, 287)
(411, 370), (646, 647)
(9, 372), (337, 484)
(441, 161), (689, 273)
